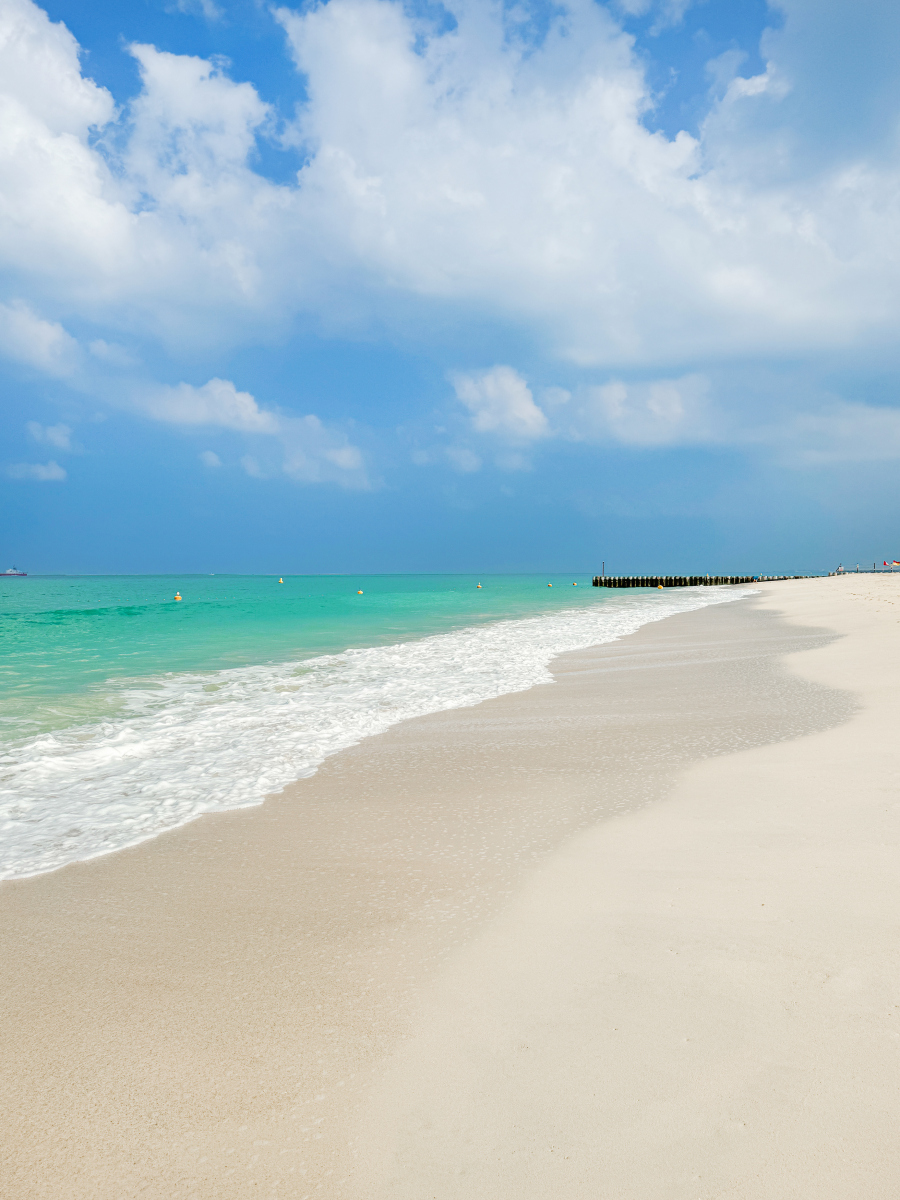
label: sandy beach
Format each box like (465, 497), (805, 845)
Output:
(3, 576), (900, 1197)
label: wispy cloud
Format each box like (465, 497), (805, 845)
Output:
(137, 377), (369, 487)
(169, 0), (223, 21)
(446, 446), (482, 473)
(0, 302), (79, 377)
(27, 421), (73, 451)
(6, 460), (67, 481)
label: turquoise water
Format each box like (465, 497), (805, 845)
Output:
(1, 573), (605, 742)
(0, 573), (748, 879)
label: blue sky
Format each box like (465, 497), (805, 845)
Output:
(2, 0), (900, 574)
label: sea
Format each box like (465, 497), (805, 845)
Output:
(0, 573), (751, 880)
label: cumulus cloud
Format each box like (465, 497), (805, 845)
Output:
(6, 459), (66, 480)
(452, 366), (900, 466)
(452, 367), (549, 440)
(0, 0), (898, 369)
(447, 367), (712, 450)
(140, 377), (280, 433)
(27, 421), (72, 450)
(0, 1), (128, 291)
(274, 0), (900, 365)
(2, 0), (900, 480)
(199, 449), (221, 467)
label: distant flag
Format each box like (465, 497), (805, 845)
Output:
(894, 561), (900, 567)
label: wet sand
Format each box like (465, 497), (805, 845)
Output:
(3, 578), (897, 1197)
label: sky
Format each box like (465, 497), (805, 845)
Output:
(2, 0), (900, 575)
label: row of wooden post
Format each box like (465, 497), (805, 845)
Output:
(591, 575), (800, 588)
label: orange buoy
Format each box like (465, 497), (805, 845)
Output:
(547, 583), (552, 587)
(658, 584), (663, 590)
(357, 590), (363, 594)
(477, 583), (482, 588)
(174, 592), (182, 601)
(573, 582), (577, 586)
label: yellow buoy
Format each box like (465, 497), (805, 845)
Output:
(174, 592), (182, 601)
(279, 577), (283, 583)
(357, 590), (363, 594)
(658, 584), (663, 589)
(477, 583), (482, 588)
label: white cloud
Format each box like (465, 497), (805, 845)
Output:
(3, 0), (900, 482)
(1, 0), (899, 372)
(452, 366), (549, 440)
(126, 43), (270, 191)
(0, 1), (130, 295)
(27, 421), (72, 449)
(140, 377), (280, 432)
(444, 368), (716, 451)
(199, 449), (221, 467)
(570, 374), (713, 446)
(6, 459), (66, 480)
(274, 0), (900, 365)
(0, 302), (78, 376)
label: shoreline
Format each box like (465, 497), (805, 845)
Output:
(3, 579), (895, 1196)
(2, 585), (740, 882)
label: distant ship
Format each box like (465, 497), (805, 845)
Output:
(3, 567), (27, 576)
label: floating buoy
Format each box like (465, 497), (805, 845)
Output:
(278, 577), (283, 583)
(547, 583), (552, 587)
(174, 592), (182, 601)
(573, 582), (577, 586)
(658, 584), (663, 590)
(357, 590), (363, 594)
(477, 583), (482, 588)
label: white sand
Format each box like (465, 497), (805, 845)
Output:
(353, 576), (900, 1197)
(2, 576), (897, 1197)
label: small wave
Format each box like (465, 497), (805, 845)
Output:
(0, 588), (750, 879)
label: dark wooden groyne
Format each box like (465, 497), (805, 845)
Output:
(592, 574), (801, 588)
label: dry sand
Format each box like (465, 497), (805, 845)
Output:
(2, 576), (899, 1197)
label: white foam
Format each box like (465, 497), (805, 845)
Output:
(0, 589), (751, 879)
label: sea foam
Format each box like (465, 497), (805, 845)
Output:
(0, 588), (751, 879)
